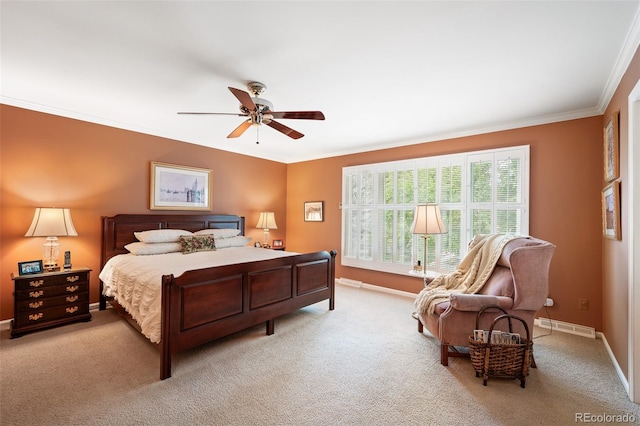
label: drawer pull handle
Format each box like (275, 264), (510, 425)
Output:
(66, 276), (80, 283)
(29, 291), (44, 298)
(66, 285), (79, 293)
(66, 295), (79, 303)
(29, 313), (44, 321)
(29, 279), (44, 288)
(66, 306), (78, 314)
(28, 301), (44, 309)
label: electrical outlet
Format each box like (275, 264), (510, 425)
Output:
(579, 298), (589, 311)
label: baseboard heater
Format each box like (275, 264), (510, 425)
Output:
(535, 317), (596, 339)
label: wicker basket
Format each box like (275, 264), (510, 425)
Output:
(468, 306), (533, 388)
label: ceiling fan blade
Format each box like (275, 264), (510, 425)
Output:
(228, 87), (256, 112)
(269, 111), (325, 120)
(178, 112), (247, 116)
(267, 120), (304, 139)
(227, 120), (252, 138)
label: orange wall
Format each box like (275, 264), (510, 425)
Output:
(287, 117), (604, 330)
(1, 105), (606, 334)
(0, 106), (287, 320)
(601, 46), (640, 378)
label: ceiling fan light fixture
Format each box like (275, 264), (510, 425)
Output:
(179, 80), (323, 141)
(254, 97), (273, 112)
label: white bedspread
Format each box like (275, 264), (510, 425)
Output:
(99, 247), (298, 343)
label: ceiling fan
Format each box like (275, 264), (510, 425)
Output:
(178, 81), (325, 141)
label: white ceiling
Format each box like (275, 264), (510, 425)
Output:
(2, 1), (640, 164)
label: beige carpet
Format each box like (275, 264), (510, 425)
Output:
(1, 283), (638, 425)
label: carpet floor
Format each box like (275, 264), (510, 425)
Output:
(1, 283), (638, 425)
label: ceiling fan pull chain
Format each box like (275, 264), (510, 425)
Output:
(256, 125), (260, 144)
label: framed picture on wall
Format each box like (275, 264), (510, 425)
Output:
(603, 110), (620, 182)
(602, 180), (621, 240)
(304, 201), (324, 222)
(150, 162), (212, 210)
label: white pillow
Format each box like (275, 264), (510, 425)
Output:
(134, 229), (193, 243)
(125, 242), (182, 255)
(214, 236), (252, 248)
(194, 228), (241, 238)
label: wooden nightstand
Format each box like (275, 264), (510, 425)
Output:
(11, 267), (92, 338)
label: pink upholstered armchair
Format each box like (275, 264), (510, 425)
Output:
(417, 236), (556, 365)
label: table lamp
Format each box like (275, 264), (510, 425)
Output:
(25, 208), (78, 272)
(410, 204), (446, 275)
(256, 211), (277, 248)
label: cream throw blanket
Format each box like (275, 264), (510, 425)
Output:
(414, 234), (521, 315)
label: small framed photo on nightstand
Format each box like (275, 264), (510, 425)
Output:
(273, 239), (283, 248)
(18, 260), (43, 276)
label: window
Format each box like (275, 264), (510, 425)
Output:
(341, 145), (529, 275)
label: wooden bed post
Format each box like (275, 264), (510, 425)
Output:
(160, 275), (173, 380)
(329, 250), (337, 311)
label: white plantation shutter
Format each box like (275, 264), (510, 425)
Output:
(342, 146), (529, 275)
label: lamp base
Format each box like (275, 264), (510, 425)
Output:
(42, 237), (61, 273)
(43, 263), (60, 272)
(263, 229), (271, 249)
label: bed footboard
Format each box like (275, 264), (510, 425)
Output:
(160, 250), (337, 379)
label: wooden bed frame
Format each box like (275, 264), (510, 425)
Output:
(99, 213), (336, 380)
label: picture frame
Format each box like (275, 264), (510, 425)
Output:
(18, 260), (43, 276)
(603, 110), (620, 182)
(304, 201), (324, 222)
(150, 162), (212, 210)
(273, 239), (283, 248)
(602, 181), (621, 240)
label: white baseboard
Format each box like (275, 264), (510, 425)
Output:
(336, 277), (417, 299)
(599, 331), (630, 396)
(535, 317), (596, 338)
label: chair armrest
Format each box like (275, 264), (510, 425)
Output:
(449, 294), (514, 312)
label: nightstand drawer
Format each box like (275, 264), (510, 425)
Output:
(15, 281), (89, 300)
(13, 303), (90, 328)
(13, 271), (89, 291)
(15, 292), (89, 311)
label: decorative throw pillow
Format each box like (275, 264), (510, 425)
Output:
(180, 235), (217, 254)
(194, 228), (241, 238)
(134, 229), (193, 243)
(125, 242), (182, 255)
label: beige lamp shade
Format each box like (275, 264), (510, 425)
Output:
(256, 212), (278, 230)
(25, 208), (78, 237)
(410, 204), (446, 235)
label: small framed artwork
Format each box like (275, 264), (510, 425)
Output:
(602, 181), (621, 240)
(273, 239), (283, 248)
(150, 162), (212, 210)
(304, 201), (324, 222)
(603, 111), (620, 182)
(18, 260), (43, 276)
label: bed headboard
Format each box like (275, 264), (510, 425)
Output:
(101, 213), (245, 267)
